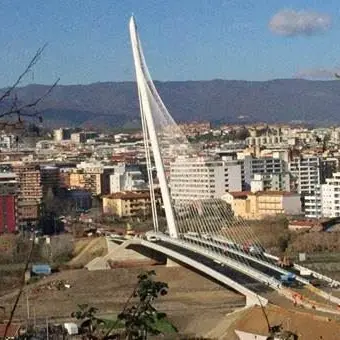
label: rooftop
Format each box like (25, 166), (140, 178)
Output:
(228, 191), (299, 198)
(104, 190), (158, 200)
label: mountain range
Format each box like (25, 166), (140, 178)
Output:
(11, 79), (340, 128)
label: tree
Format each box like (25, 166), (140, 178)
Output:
(72, 304), (106, 340)
(234, 127), (250, 141)
(71, 271), (177, 340)
(0, 44), (59, 131)
(115, 270), (176, 340)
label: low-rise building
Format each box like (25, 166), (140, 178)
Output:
(222, 191), (301, 220)
(17, 201), (40, 226)
(102, 191), (160, 218)
(288, 220), (316, 231)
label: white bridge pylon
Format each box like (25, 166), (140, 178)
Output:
(127, 16), (340, 313)
(129, 16), (178, 238)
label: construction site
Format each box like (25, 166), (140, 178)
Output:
(1, 233), (340, 339)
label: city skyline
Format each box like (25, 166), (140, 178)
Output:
(1, 0), (340, 87)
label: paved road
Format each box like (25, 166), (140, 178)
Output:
(157, 240), (273, 294)
(183, 237), (301, 281)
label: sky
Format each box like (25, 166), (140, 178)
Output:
(0, 0), (340, 87)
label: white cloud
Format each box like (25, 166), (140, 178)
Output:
(294, 68), (340, 79)
(269, 9), (331, 36)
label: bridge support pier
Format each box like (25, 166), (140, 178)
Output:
(245, 295), (265, 307)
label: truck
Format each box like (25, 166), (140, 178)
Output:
(280, 273), (296, 286)
(31, 264), (52, 276)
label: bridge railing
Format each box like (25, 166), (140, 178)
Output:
(186, 234), (311, 284)
(140, 238), (269, 306)
(152, 232), (283, 290)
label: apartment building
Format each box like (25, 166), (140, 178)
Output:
(246, 134), (283, 147)
(0, 134), (15, 149)
(40, 165), (60, 197)
(330, 128), (340, 145)
(102, 191), (160, 218)
(169, 156), (242, 202)
(71, 131), (98, 144)
(0, 172), (19, 196)
(223, 191), (301, 220)
(289, 156), (321, 195)
(0, 172), (19, 233)
(59, 168), (71, 188)
(69, 171), (86, 189)
(11, 163), (42, 226)
(12, 163), (42, 202)
(17, 201), (40, 226)
(110, 170), (146, 193)
(242, 155), (288, 190)
(53, 128), (76, 142)
(67, 170), (101, 196)
(250, 173), (290, 192)
(305, 172), (340, 218)
(62, 162), (114, 196)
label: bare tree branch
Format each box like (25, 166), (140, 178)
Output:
(0, 43), (59, 127)
(0, 77), (60, 119)
(3, 235), (35, 339)
(0, 44), (47, 103)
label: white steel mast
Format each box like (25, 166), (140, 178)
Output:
(129, 16), (178, 238)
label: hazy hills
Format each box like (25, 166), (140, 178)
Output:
(12, 79), (340, 128)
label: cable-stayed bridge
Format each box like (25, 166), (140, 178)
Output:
(128, 16), (340, 313)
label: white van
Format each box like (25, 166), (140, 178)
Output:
(146, 235), (158, 242)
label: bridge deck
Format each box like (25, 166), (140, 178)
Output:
(158, 240), (273, 294)
(190, 238), (297, 282)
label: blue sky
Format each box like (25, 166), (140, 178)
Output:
(0, 0), (339, 86)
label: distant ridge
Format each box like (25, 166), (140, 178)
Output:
(9, 79), (340, 128)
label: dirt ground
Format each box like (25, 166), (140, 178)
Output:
(66, 237), (107, 268)
(0, 265), (244, 336)
(214, 304), (340, 340)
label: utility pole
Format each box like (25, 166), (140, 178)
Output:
(33, 306), (36, 328)
(26, 294), (30, 321)
(46, 317), (49, 340)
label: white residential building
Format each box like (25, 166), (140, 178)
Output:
(246, 134), (283, 147)
(0, 134), (15, 149)
(304, 186), (322, 218)
(305, 173), (340, 218)
(169, 156), (242, 201)
(331, 127), (340, 145)
(242, 155), (289, 190)
(250, 173), (290, 193)
(289, 156), (321, 195)
(110, 170), (147, 193)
